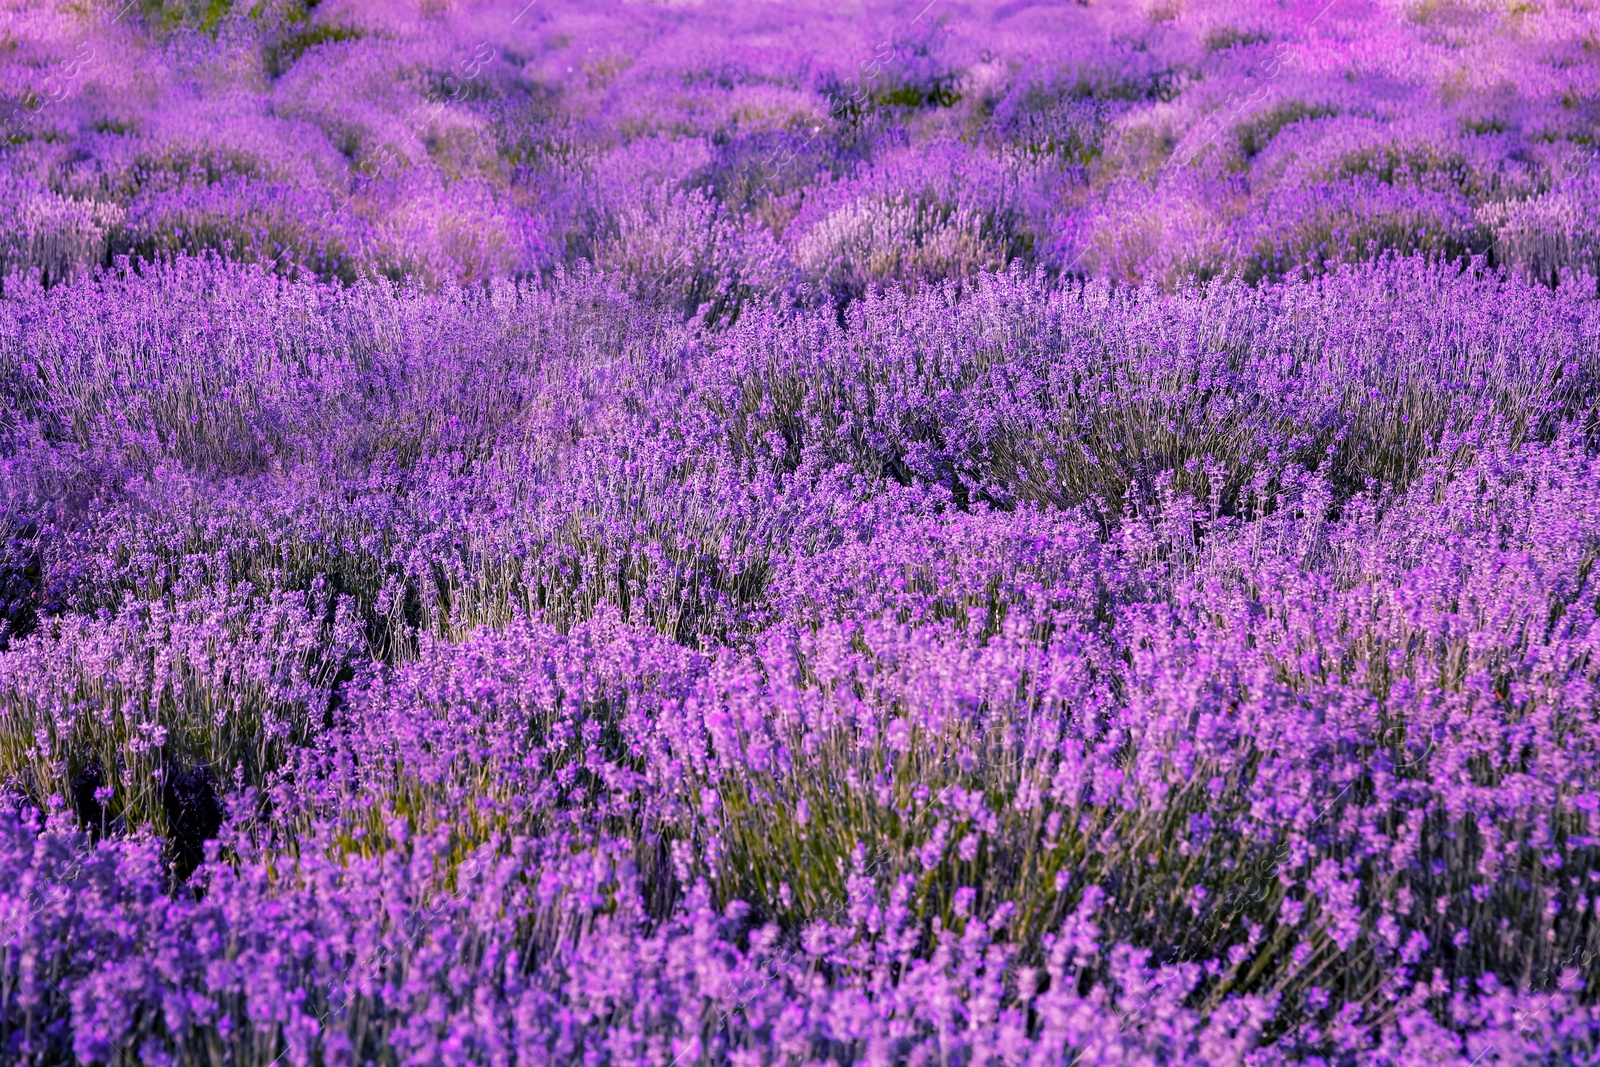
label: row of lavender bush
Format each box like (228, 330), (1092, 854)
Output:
(2, 0), (1599, 304)
(0, 254), (1597, 1063)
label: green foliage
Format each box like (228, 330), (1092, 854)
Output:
(263, 22), (361, 78)
(1203, 26), (1273, 53)
(1234, 102), (1342, 161)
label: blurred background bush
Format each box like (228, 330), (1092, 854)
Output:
(1, 0), (1596, 313)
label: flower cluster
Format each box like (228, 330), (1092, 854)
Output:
(1, 253), (1599, 1063)
(2, 0), (1600, 1062)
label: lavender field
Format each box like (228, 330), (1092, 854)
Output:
(3, 0), (1600, 1063)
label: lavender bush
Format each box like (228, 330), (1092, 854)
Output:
(3, 0), (1600, 1064)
